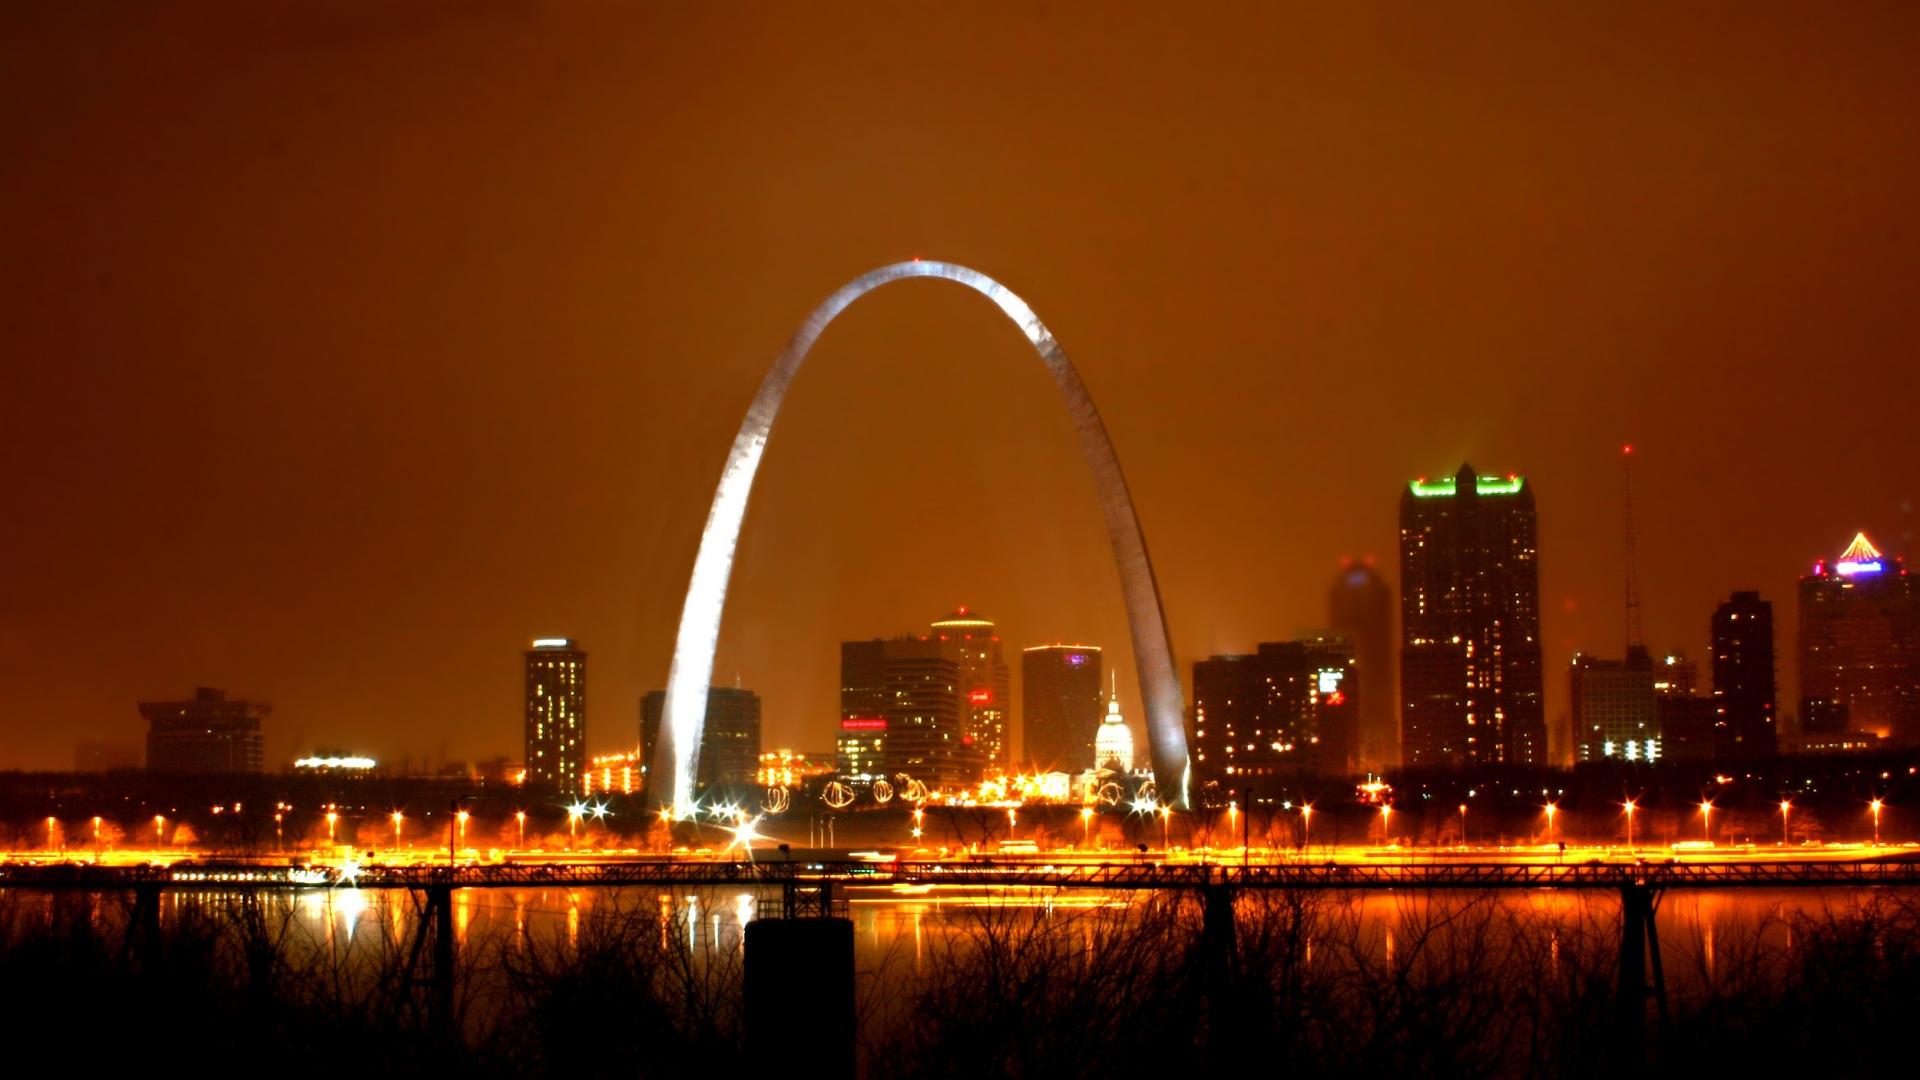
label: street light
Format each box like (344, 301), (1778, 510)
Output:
(91, 815), (102, 849)
(1458, 803), (1469, 850)
(567, 802), (586, 847)
(154, 814), (165, 846)
(1870, 798), (1884, 847)
(456, 808), (470, 851)
(325, 806), (339, 845)
(1080, 806), (1093, 848)
(1623, 799), (1637, 851)
(1699, 800), (1714, 845)
(1544, 802), (1558, 847)
(45, 816), (56, 851)
(1780, 799), (1792, 846)
(1379, 802), (1392, 846)
(391, 810), (404, 848)
(515, 810), (527, 849)
(1160, 805), (1172, 853)
(1301, 803), (1313, 854)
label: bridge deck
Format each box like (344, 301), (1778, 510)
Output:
(7, 857), (1920, 892)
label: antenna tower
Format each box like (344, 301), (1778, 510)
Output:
(1622, 444), (1643, 648)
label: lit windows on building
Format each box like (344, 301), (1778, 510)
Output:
(1399, 464), (1545, 767)
(1573, 647), (1661, 763)
(1799, 533), (1916, 744)
(525, 638), (587, 795)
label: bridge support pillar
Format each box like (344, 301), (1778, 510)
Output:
(129, 882), (163, 969)
(407, 884), (457, 1032)
(745, 916), (853, 1074)
(1615, 882), (1667, 1066)
(1198, 883), (1241, 1062)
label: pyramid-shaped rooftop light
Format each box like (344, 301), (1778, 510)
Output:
(1836, 532), (1885, 576)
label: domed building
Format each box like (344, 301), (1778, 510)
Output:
(1094, 676), (1134, 774)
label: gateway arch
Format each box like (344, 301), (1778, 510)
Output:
(656, 261), (1190, 818)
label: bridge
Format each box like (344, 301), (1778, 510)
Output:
(8, 854), (1920, 892)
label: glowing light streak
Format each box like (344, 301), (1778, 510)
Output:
(294, 756), (376, 770)
(656, 261), (1191, 819)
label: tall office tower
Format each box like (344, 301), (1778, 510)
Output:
(142, 687), (266, 773)
(1191, 654), (1261, 797)
(1190, 637), (1356, 800)
(1572, 646), (1661, 762)
(1799, 533), (1918, 743)
(525, 638), (586, 795)
(641, 686), (762, 799)
(1022, 644), (1103, 772)
(1398, 464), (1546, 767)
(1271, 636), (1359, 777)
(930, 608), (1011, 774)
(836, 637), (968, 789)
(1711, 591), (1778, 758)
(836, 639), (890, 782)
(1328, 559), (1395, 769)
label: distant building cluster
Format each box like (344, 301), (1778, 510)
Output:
(120, 482), (1916, 796)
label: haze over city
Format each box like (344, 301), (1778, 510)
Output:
(4, 4), (1916, 772)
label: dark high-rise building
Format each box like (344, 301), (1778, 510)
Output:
(836, 637), (969, 789)
(1572, 646), (1660, 762)
(524, 638), (586, 795)
(1022, 644), (1103, 772)
(1712, 590), (1778, 757)
(142, 687), (266, 774)
(1327, 559), (1395, 770)
(1190, 636), (1356, 800)
(1799, 533), (1918, 744)
(931, 608), (1011, 774)
(641, 687), (762, 799)
(1398, 464), (1546, 767)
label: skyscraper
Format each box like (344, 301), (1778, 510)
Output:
(1799, 533), (1917, 744)
(930, 608), (1011, 773)
(1572, 647), (1660, 762)
(1712, 590), (1777, 758)
(1022, 644), (1103, 772)
(1328, 558), (1395, 769)
(1398, 464), (1546, 767)
(1190, 636), (1356, 800)
(836, 636), (969, 789)
(641, 686), (762, 799)
(142, 687), (266, 774)
(524, 638), (586, 795)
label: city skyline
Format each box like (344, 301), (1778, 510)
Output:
(5, 6), (1919, 771)
(20, 513), (1917, 776)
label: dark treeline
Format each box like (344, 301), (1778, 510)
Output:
(1, 886), (1916, 1077)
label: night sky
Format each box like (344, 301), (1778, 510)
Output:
(4, 3), (1916, 771)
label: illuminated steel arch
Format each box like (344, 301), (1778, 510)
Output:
(656, 261), (1190, 818)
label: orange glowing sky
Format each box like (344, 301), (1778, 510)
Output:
(2, 3), (1916, 769)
